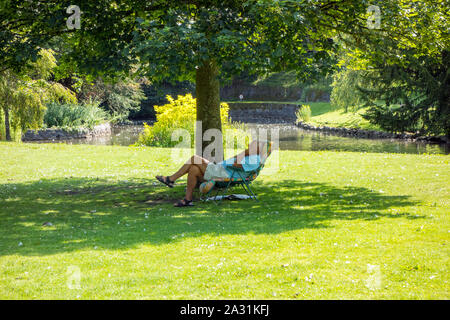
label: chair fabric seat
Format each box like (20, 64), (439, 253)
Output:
(211, 173), (258, 183)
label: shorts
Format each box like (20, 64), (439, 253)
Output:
(203, 163), (231, 181)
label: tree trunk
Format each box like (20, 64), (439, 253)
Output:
(195, 59), (223, 162)
(3, 107), (11, 141)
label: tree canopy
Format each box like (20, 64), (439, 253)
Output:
(1, 1), (448, 141)
(340, 0), (449, 136)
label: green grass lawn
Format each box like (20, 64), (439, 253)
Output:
(306, 103), (381, 131)
(0, 142), (449, 299)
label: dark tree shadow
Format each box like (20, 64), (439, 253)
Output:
(0, 177), (422, 256)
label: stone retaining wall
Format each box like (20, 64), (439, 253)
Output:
(22, 123), (112, 142)
(222, 84), (303, 101)
(296, 121), (449, 144)
(228, 103), (298, 124)
(221, 81), (330, 102)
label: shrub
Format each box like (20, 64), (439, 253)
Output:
(295, 105), (312, 123)
(130, 80), (195, 120)
(135, 94), (248, 149)
(44, 101), (108, 129)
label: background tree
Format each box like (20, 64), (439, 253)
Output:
(338, 0), (449, 136)
(0, 0), (140, 75)
(0, 49), (76, 141)
(330, 67), (366, 112)
(3, 0), (373, 157)
(3, 0), (446, 143)
(78, 78), (146, 122)
(125, 1), (357, 157)
(0, 1), (391, 150)
(59, 0), (374, 158)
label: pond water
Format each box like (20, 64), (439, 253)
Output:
(37, 123), (449, 155)
(252, 124), (449, 155)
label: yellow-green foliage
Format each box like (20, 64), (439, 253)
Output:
(28, 48), (57, 80)
(295, 104), (312, 123)
(0, 49), (77, 140)
(136, 94), (247, 148)
(13, 81), (76, 132)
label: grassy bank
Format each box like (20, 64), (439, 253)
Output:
(225, 100), (301, 104)
(306, 103), (380, 131)
(226, 101), (380, 131)
(0, 142), (448, 299)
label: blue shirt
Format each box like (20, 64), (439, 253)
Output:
(220, 154), (261, 178)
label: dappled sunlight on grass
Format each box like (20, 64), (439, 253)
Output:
(0, 176), (422, 255)
(0, 142), (448, 299)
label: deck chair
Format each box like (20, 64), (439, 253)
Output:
(200, 142), (273, 203)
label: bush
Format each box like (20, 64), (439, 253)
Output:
(44, 102), (109, 129)
(295, 105), (312, 123)
(135, 94), (248, 149)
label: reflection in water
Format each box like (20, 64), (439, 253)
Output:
(256, 124), (450, 155)
(60, 125), (144, 147)
(31, 124), (449, 155)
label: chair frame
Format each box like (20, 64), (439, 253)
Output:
(202, 167), (259, 203)
(200, 142), (272, 204)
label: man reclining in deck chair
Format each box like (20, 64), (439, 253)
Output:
(156, 139), (268, 207)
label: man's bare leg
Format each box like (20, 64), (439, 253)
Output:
(185, 165), (203, 201)
(173, 164), (204, 206)
(168, 155), (209, 182)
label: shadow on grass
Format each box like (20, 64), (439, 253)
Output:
(0, 177), (422, 256)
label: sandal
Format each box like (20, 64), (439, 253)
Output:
(156, 175), (174, 188)
(174, 198), (194, 207)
